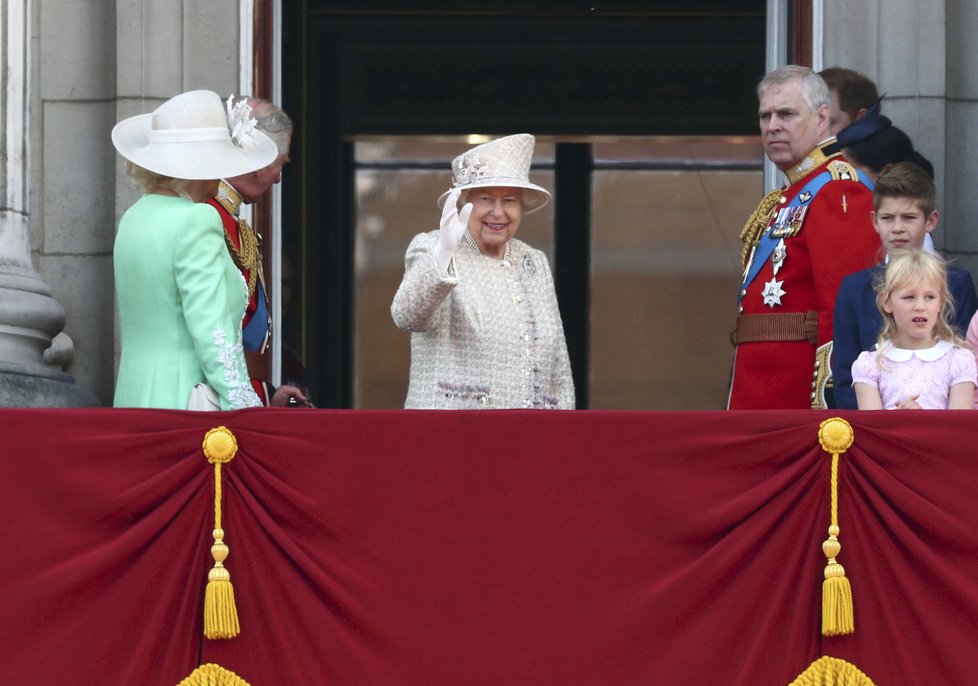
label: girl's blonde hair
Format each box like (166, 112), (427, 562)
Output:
(874, 248), (965, 366)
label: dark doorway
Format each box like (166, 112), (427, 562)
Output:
(282, 2), (766, 408)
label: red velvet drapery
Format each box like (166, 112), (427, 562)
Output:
(1, 409), (976, 685)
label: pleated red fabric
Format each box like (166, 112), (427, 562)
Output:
(1, 408), (975, 685)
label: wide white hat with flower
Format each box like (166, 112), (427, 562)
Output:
(111, 90), (278, 180)
(437, 133), (552, 214)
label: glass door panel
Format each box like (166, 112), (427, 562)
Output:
(353, 138), (555, 408)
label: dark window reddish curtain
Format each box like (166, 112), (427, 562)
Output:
(792, 0), (814, 66)
(2, 409), (976, 685)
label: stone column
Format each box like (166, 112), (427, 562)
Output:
(0, 1), (96, 406)
(944, 1), (978, 275)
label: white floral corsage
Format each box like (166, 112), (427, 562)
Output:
(226, 95), (259, 149)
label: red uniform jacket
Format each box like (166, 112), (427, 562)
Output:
(728, 144), (881, 409)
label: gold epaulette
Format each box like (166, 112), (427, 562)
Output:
(827, 159), (859, 182)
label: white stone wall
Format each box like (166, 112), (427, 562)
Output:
(823, 0), (977, 277)
(35, 0), (117, 404)
(944, 1), (978, 260)
(30, 0), (240, 405)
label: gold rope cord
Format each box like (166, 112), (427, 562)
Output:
(202, 426), (241, 640)
(223, 220), (260, 300)
(739, 188), (783, 267)
(817, 418), (855, 637)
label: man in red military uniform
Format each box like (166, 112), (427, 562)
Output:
(728, 65), (881, 409)
(208, 96), (309, 407)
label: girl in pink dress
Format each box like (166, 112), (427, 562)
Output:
(852, 249), (976, 409)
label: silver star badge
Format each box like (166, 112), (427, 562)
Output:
(762, 278), (786, 308)
(771, 239), (787, 276)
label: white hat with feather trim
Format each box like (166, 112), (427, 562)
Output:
(437, 134), (551, 214)
(112, 90), (278, 180)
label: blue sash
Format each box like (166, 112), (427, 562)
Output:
(242, 281), (269, 352)
(739, 168), (868, 303)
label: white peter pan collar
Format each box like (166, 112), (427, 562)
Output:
(879, 339), (955, 362)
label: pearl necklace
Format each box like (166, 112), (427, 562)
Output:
(464, 232), (511, 261)
(153, 185), (195, 203)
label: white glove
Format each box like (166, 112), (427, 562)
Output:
(434, 188), (473, 274)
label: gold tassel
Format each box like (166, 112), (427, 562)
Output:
(817, 418), (855, 637)
(177, 662), (252, 686)
(788, 655), (876, 686)
(202, 426), (241, 640)
(822, 529), (854, 636)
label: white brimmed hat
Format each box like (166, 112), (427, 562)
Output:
(437, 133), (551, 214)
(111, 90), (278, 180)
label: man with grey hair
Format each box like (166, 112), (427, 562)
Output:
(207, 96), (308, 406)
(728, 65), (880, 409)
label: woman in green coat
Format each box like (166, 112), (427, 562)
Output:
(111, 90), (278, 410)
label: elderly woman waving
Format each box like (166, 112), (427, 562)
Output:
(391, 134), (574, 409)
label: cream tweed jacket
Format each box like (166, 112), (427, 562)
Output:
(391, 230), (575, 409)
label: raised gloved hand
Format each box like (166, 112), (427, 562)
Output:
(434, 188), (473, 274)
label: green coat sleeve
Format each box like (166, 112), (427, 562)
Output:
(174, 203), (261, 410)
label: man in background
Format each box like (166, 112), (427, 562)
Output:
(820, 66), (879, 136)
